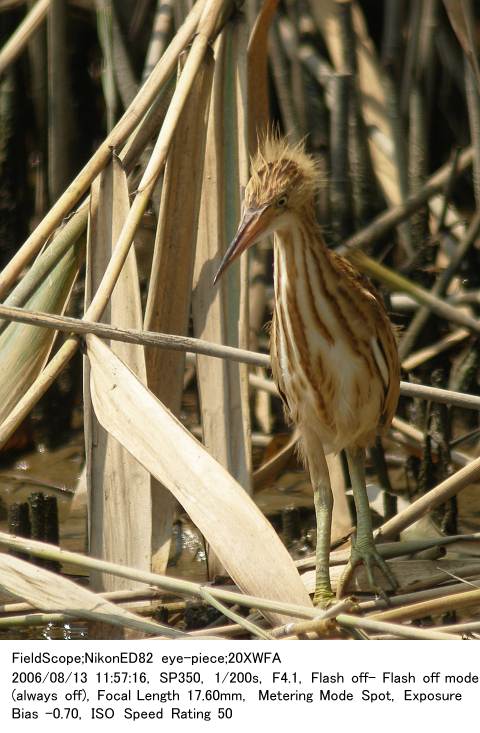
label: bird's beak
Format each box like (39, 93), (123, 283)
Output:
(213, 206), (270, 284)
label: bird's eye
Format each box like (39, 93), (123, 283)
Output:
(276, 195), (288, 208)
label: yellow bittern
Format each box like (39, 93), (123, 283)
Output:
(214, 136), (400, 605)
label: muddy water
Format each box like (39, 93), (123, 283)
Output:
(2, 425), (480, 639)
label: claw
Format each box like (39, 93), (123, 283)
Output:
(337, 540), (397, 599)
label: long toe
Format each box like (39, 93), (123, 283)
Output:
(338, 544), (397, 599)
(357, 544), (398, 597)
(336, 557), (357, 600)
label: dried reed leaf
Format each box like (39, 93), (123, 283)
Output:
(85, 155), (151, 592)
(0, 553), (183, 637)
(246, 3), (278, 432)
(247, 0), (279, 148)
(253, 432), (299, 490)
(193, 25), (251, 492)
(143, 50), (214, 574)
(0, 235), (82, 424)
(87, 334), (312, 622)
(192, 21), (252, 577)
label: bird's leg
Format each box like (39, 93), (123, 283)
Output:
(307, 446), (335, 607)
(337, 446), (397, 599)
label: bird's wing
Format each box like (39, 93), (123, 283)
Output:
(333, 252), (400, 429)
(372, 318), (400, 430)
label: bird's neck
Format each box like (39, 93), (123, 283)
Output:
(273, 206), (328, 282)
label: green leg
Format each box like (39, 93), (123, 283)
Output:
(305, 443), (334, 607)
(337, 446), (397, 599)
(312, 475), (335, 606)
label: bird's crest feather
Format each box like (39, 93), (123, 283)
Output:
(247, 132), (319, 208)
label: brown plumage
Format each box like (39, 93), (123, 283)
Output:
(214, 135), (400, 604)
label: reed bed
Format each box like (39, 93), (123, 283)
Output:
(0, 0), (480, 640)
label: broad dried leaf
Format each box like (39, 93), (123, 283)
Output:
(0, 553), (183, 637)
(143, 51), (214, 574)
(85, 155), (150, 591)
(193, 24), (251, 496)
(87, 334), (312, 623)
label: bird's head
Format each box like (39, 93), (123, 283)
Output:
(213, 135), (318, 284)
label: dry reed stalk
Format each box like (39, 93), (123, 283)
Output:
(329, 72), (352, 241)
(192, 22), (252, 574)
(335, 613), (460, 640)
(47, 0), (72, 204)
(0, 0), (50, 75)
(401, 328), (470, 371)
(85, 157), (151, 593)
(143, 50), (214, 574)
(187, 623), (245, 638)
(1, 304), (480, 411)
(199, 586), (273, 640)
(26, 0), (47, 186)
(391, 416), (470, 467)
(399, 210), (480, 359)
(271, 599), (355, 639)
(434, 621), (480, 634)
(371, 586), (480, 624)
(0, 588), (164, 616)
(377, 456), (480, 540)
(0, 303), (271, 365)
(349, 249), (480, 336)
(359, 576), (480, 613)
(141, 0), (173, 83)
(338, 145), (473, 254)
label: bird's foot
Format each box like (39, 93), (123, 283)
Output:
(337, 537), (397, 600)
(313, 586), (336, 609)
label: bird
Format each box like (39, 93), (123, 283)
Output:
(214, 135), (400, 606)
